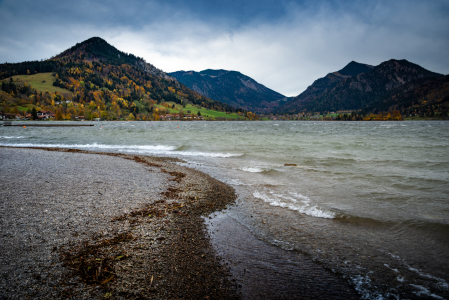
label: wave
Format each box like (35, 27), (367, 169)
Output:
(0, 136), (25, 139)
(350, 274), (385, 300)
(222, 178), (250, 186)
(0, 142), (242, 158)
(240, 167), (283, 176)
(175, 151), (243, 158)
(241, 167), (264, 173)
(0, 142), (176, 151)
(253, 190), (335, 219)
(385, 252), (449, 298)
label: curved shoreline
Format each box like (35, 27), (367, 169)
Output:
(1, 146), (362, 299)
(0, 147), (239, 299)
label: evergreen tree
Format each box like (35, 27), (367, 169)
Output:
(31, 108), (38, 120)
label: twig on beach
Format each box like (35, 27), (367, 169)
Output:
(149, 275), (154, 290)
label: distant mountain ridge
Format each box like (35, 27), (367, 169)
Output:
(169, 69), (286, 113)
(278, 59), (443, 114)
(3, 37), (447, 119)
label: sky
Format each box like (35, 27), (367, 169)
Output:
(1, 0), (448, 97)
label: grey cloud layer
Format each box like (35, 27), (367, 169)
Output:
(1, 0), (448, 96)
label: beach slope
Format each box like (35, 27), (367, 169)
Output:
(0, 147), (238, 299)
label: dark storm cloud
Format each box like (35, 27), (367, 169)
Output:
(1, 0), (448, 96)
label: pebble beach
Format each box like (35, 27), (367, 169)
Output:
(0, 147), (239, 299)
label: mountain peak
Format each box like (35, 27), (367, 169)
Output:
(377, 59), (442, 76)
(82, 37), (107, 43)
(53, 37), (175, 80)
(73, 37), (109, 48)
(337, 61), (374, 77)
(199, 69), (231, 77)
(55, 37), (140, 66)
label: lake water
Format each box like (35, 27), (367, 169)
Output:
(1, 121), (448, 299)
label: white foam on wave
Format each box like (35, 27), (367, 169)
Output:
(272, 239), (294, 251)
(127, 149), (240, 158)
(384, 252), (449, 297)
(410, 284), (444, 299)
(0, 142), (242, 158)
(351, 274), (385, 300)
(0, 142), (176, 151)
(241, 167), (264, 173)
(175, 151), (242, 158)
(407, 266), (449, 291)
(287, 191), (312, 201)
(253, 190), (335, 219)
(386, 252), (449, 291)
(0, 136), (25, 139)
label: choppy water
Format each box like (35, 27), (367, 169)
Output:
(1, 121), (449, 299)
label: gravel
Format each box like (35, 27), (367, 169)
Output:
(0, 147), (239, 299)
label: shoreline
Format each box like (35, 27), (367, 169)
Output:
(0, 147), (239, 299)
(0, 146), (361, 299)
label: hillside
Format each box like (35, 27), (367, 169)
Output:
(367, 75), (449, 117)
(169, 69), (286, 113)
(0, 37), (244, 120)
(277, 61), (374, 113)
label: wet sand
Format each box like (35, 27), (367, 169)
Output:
(206, 211), (360, 299)
(0, 147), (360, 299)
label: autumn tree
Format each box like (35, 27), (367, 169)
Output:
(100, 111), (109, 119)
(55, 108), (64, 120)
(67, 106), (76, 119)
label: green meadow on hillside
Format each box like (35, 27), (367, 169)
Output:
(154, 102), (246, 120)
(1, 73), (73, 95)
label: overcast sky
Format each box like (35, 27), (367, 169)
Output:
(1, 0), (448, 96)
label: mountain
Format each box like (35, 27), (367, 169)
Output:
(169, 69), (286, 113)
(55, 37), (172, 80)
(278, 59), (443, 114)
(367, 74), (449, 117)
(277, 61), (374, 113)
(0, 37), (241, 120)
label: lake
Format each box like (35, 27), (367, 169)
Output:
(1, 120), (448, 299)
